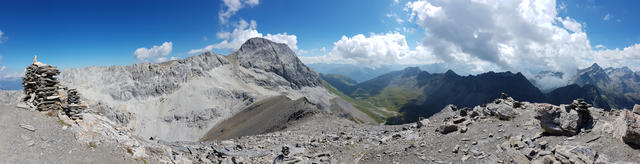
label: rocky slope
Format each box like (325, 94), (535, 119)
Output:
(59, 38), (359, 142)
(138, 94), (640, 163)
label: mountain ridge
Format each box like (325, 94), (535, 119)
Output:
(59, 37), (349, 141)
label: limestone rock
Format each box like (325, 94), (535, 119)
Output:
(614, 110), (640, 146)
(535, 100), (593, 136)
(553, 145), (597, 164)
(231, 38), (322, 89)
(436, 123), (458, 134)
(484, 102), (517, 120)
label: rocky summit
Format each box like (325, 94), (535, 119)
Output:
(1, 38), (640, 164)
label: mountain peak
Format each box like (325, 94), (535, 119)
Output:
(232, 37), (322, 89)
(402, 66), (421, 72)
(400, 67), (422, 77)
(443, 69), (459, 77)
(588, 63), (602, 70)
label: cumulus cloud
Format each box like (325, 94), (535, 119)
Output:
(133, 42), (174, 62)
(308, 0), (640, 84)
(300, 32), (440, 68)
(188, 19), (299, 54)
(402, 0), (616, 76)
(219, 0), (260, 24)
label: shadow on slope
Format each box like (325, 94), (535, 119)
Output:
(201, 95), (318, 141)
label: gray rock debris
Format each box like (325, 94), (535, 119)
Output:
(614, 109), (640, 146)
(535, 99), (593, 136)
(482, 96), (519, 120)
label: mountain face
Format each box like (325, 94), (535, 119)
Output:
(60, 38), (345, 142)
(322, 67), (549, 124)
(231, 38), (322, 89)
(389, 70), (545, 123)
(571, 64), (640, 109)
(545, 84), (609, 109)
(323, 66), (632, 124)
(573, 63), (611, 89)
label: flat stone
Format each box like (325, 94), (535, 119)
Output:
(19, 124), (36, 132)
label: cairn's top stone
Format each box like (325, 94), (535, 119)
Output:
(32, 55), (45, 66)
(231, 37), (322, 89)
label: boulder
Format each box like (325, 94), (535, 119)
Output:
(416, 117), (430, 129)
(436, 123), (458, 134)
(535, 101), (593, 136)
(553, 145), (598, 164)
(633, 104), (640, 115)
(614, 110), (640, 147)
(484, 102), (517, 120)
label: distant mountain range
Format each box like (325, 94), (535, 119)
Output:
(322, 65), (638, 124)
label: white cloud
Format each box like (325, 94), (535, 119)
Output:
(133, 42), (173, 62)
(308, 0), (640, 81)
(560, 17), (582, 33)
(188, 19), (299, 54)
(219, 0), (260, 24)
(300, 32), (441, 68)
(594, 44), (605, 49)
(401, 0), (601, 76)
(264, 33), (298, 51)
(603, 13), (612, 21)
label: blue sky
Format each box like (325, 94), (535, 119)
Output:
(1, 0), (640, 80)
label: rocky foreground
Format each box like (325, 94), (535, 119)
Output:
(152, 94), (640, 163)
(4, 84), (640, 163)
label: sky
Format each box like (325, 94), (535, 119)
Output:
(1, 0), (640, 87)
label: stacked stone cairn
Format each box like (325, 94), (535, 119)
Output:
(63, 88), (84, 120)
(22, 61), (63, 111)
(22, 56), (85, 120)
